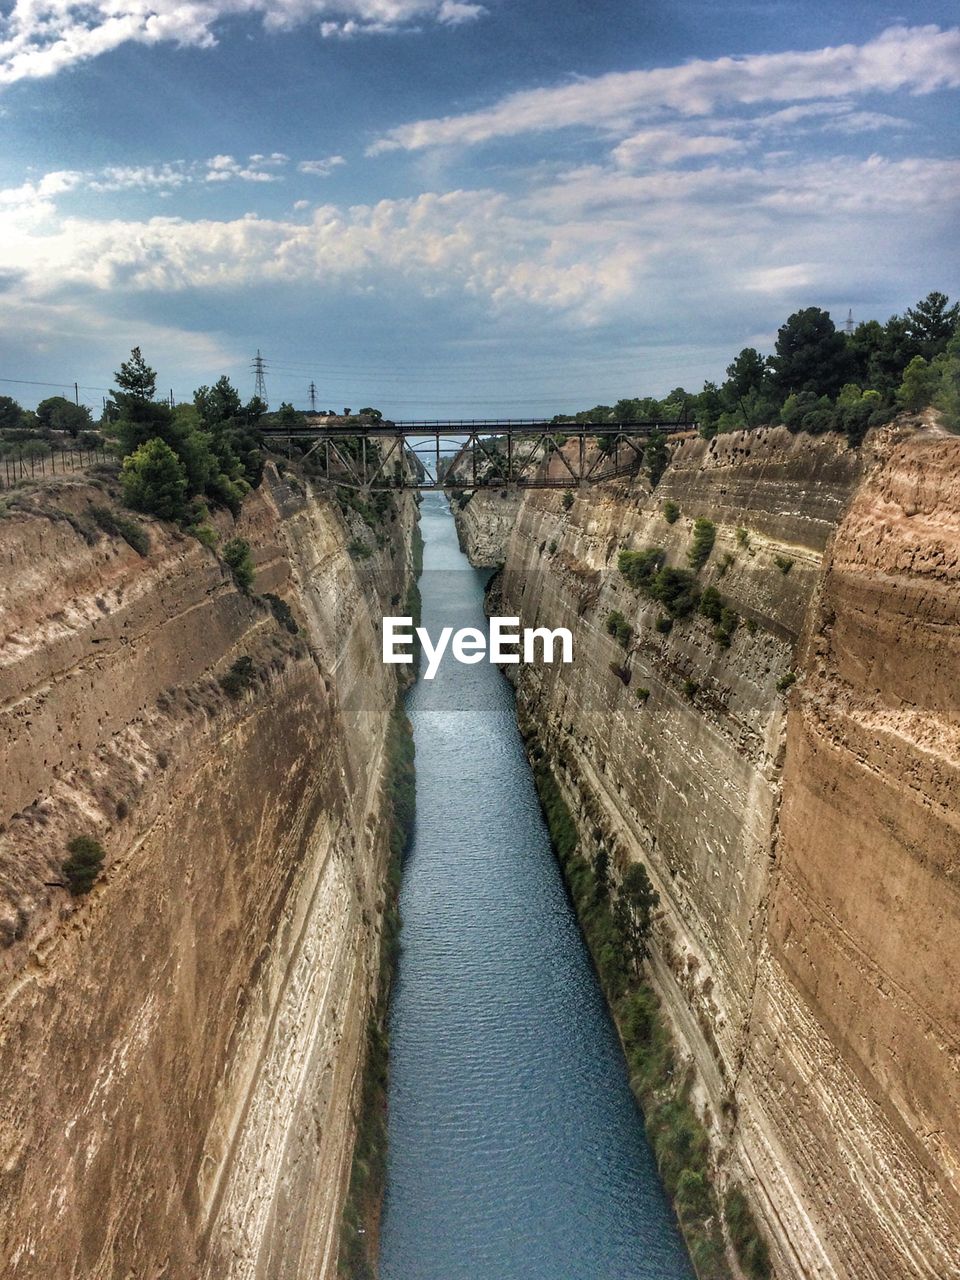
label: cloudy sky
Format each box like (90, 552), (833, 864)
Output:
(0, 1), (958, 416)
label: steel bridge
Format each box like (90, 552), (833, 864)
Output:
(260, 418), (694, 491)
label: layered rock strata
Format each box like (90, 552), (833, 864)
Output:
(458, 424), (960, 1280)
(0, 464), (415, 1279)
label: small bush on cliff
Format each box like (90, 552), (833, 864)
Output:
(222, 537), (254, 592)
(348, 538), (373, 561)
(63, 835), (105, 896)
(121, 438), (188, 522)
(91, 505), (150, 556)
(651, 566), (699, 618)
(219, 655), (257, 699)
(606, 610), (632, 648)
(618, 547), (666, 591)
(663, 500), (680, 524)
(262, 592), (299, 634)
(774, 554), (794, 574)
(699, 586), (738, 647)
(562, 490), (575, 511)
(724, 1186), (772, 1280)
(687, 518), (716, 571)
(777, 671), (796, 693)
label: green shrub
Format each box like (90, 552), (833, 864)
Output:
(745, 617), (758, 635)
(650, 566), (700, 617)
(725, 1185), (772, 1280)
(263, 592), (299, 634)
(121, 437), (188, 522)
(655, 615), (673, 635)
(683, 678), (699, 700)
(190, 523), (218, 549)
(662, 500), (680, 524)
(777, 671), (797, 692)
(561, 490), (575, 511)
(219, 655), (257, 698)
(687, 517), (716, 570)
(774, 554), (794, 574)
(699, 585), (724, 623)
(222, 537), (254, 592)
(736, 526), (749, 547)
(91, 505), (149, 556)
(548, 540), (558, 554)
(348, 538), (373, 560)
(701, 588), (738, 646)
(636, 686), (650, 703)
(618, 547), (665, 591)
(63, 835), (106, 896)
(606, 610), (632, 648)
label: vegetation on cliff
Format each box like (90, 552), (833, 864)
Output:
(524, 729), (771, 1280)
(62, 835), (106, 896)
(553, 290), (960, 444)
(339, 698), (416, 1280)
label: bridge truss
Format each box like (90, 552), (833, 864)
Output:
(260, 419), (694, 491)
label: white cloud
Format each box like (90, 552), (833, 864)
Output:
(298, 155), (347, 176)
(612, 128), (743, 168)
(1, 154), (956, 327)
(368, 24), (960, 153)
(205, 153), (284, 182)
(0, 0), (486, 84)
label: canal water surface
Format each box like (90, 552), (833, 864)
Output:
(378, 492), (695, 1280)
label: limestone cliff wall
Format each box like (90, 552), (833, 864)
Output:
(458, 425), (960, 1279)
(454, 489), (522, 566)
(0, 464), (415, 1279)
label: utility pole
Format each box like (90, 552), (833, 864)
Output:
(308, 380), (317, 413)
(169, 389), (174, 408)
(74, 381), (79, 406)
(252, 350), (268, 407)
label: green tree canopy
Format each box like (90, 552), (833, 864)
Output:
(115, 347), (157, 402)
(904, 291), (959, 362)
(121, 438), (188, 521)
(0, 395), (25, 431)
(36, 396), (93, 437)
(897, 356), (940, 412)
(771, 307), (853, 399)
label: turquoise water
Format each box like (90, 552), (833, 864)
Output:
(378, 493), (695, 1280)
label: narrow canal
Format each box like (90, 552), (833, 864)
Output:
(378, 492), (695, 1280)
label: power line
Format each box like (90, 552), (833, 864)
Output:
(0, 375), (111, 393)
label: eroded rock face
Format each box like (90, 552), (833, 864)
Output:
(458, 426), (960, 1279)
(0, 465), (416, 1279)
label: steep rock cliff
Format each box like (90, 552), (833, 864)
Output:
(0, 464), (415, 1279)
(457, 425), (959, 1279)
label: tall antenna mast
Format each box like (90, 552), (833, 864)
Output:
(844, 309), (855, 336)
(308, 380), (317, 413)
(252, 349), (268, 406)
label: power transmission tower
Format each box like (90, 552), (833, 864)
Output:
(844, 309), (855, 336)
(308, 380), (317, 413)
(252, 350), (268, 406)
